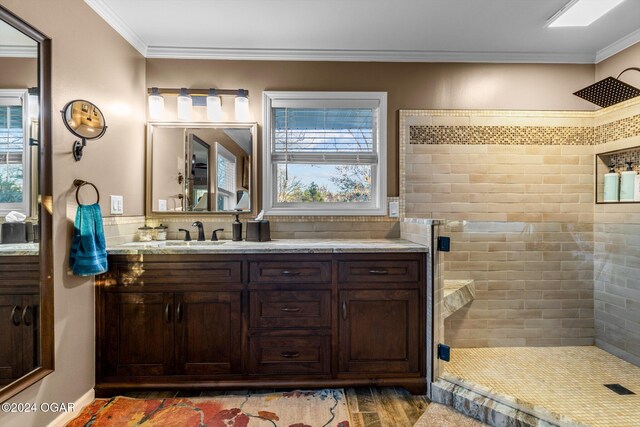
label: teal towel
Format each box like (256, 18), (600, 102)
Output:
(69, 203), (108, 276)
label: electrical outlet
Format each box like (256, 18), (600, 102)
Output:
(158, 199), (167, 211)
(110, 195), (124, 215)
(388, 201), (399, 218)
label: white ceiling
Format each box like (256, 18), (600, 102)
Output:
(86, 0), (640, 63)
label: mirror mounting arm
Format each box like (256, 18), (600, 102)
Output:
(72, 138), (86, 161)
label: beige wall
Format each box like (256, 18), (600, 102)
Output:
(0, 57), (36, 87)
(596, 42), (640, 88)
(151, 127), (184, 211)
(0, 1), (146, 426)
(146, 59), (596, 197)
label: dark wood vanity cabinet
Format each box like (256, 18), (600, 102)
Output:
(96, 252), (426, 396)
(0, 256), (39, 386)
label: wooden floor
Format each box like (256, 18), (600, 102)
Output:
(121, 387), (429, 427)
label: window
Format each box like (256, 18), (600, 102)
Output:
(0, 90), (30, 216)
(216, 143), (237, 210)
(262, 92), (387, 215)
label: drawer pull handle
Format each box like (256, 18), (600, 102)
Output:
(342, 301), (347, 320)
(280, 351), (300, 358)
(280, 307), (301, 313)
(11, 305), (21, 326)
(281, 270), (301, 276)
(369, 269), (389, 275)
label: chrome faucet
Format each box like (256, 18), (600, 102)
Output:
(192, 221), (205, 241)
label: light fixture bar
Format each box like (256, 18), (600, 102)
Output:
(547, 0), (625, 27)
(147, 88), (248, 97)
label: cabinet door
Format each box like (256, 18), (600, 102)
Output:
(103, 292), (173, 377)
(175, 291), (242, 376)
(339, 290), (419, 374)
(0, 295), (22, 385)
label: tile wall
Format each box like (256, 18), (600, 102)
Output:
(401, 110), (596, 347)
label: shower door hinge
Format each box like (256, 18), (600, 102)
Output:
(437, 344), (451, 362)
(437, 236), (451, 252)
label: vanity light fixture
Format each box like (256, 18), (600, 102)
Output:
(177, 88), (192, 121)
(148, 87), (164, 120)
(206, 89), (223, 121)
(146, 87), (251, 122)
(235, 89), (250, 122)
(547, 0), (625, 27)
(27, 87), (39, 121)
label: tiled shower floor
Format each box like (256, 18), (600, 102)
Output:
(442, 346), (640, 427)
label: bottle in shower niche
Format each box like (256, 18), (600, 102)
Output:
(620, 161), (636, 202)
(603, 162), (619, 202)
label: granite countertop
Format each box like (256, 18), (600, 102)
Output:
(0, 242), (39, 256)
(442, 279), (476, 318)
(107, 238), (429, 255)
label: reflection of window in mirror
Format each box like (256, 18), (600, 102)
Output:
(0, 89), (32, 216)
(216, 143), (237, 211)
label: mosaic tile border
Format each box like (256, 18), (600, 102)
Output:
(409, 124), (593, 145)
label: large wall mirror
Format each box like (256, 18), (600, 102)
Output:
(147, 123), (257, 216)
(0, 5), (53, 402)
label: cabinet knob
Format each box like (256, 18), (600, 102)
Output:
(11, 305), (21, 326)
(280, 351), (300, 358)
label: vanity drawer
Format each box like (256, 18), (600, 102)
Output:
(248, 334), (331, 375)
(338, 259), (420, 284)
(250, 290), (331, 329)
(112, 261), (242, 285)
(249, 261), (331, 284)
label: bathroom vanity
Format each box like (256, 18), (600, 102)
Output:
(95, 239), (428, 396)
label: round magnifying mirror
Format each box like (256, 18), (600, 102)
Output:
(61, 100), (107, 161)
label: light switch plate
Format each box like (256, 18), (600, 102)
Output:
(110, 195), (123, 215)
(158, 199), (167, 211)
(389, 201), (399, 218)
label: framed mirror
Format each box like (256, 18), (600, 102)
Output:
(0, 5), (53, 403)
(147, 122), (257, 216)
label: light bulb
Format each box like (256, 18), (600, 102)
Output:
(148, 87), (164, 120)
(28, 93), (39, 121)
(177, 88), (192, 121)
(235, 89), (250, 122)
(207, 90), (222, 121)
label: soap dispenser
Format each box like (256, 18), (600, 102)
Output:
(232, 212), (243, 241)
(603, 162), (619, 202)
(620, 161), (636, 202)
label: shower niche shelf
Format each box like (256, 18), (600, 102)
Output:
(595, 145), (640, 204)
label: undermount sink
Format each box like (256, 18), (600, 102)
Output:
(163, 240), (227, 246)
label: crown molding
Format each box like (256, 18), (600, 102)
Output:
(0, 45), (37, 58)
(83, 0), (147, 56)
(595, 28), (640, 63)
(146, 46), (596, 63)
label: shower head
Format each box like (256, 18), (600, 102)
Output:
(573, 67), (640, 108)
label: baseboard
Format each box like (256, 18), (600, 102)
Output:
(47, 388), (95, 427)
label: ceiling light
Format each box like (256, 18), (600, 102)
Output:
(177, 88), (192, 121)
(206, 89), (223, 121)
(235, 89), (250, 122)
(148, 87), (164, 119)
(547, 0), (625, 27)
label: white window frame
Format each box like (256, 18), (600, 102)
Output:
(262, 91), (387, 216)
(215, 142), (237, 210)
(0, 89), (30, 216)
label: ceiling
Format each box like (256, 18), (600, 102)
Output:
(86, 0), (640, 63)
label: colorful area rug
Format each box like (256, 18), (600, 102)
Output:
(66, 389), (351, 427)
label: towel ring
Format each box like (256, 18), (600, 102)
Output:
(73, 179), (100, 205)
